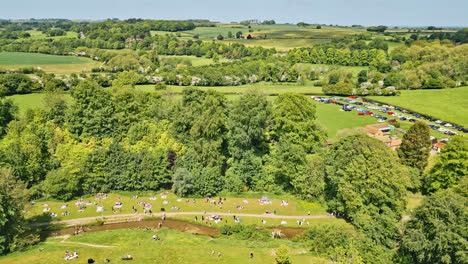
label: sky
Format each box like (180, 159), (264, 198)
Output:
(0, 0), (467, 27)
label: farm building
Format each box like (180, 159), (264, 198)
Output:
(365, 124), (391, 138)
(433, 142), (446, 153)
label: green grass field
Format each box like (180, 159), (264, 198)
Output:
(0, 52), (91, 66)
(0, 228), (331, 264)
(178, 24), (366, 50)
(368, 87), (468, 126)
(0, 52), (100, 74)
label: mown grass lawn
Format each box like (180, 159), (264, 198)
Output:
(368, 87), (468, 127)
(0, 228), (331, 264)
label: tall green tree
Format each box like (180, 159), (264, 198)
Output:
(0, 98), (16, 137)
(400, 187), (467, 264)
(270, 93), (325, 153)
(398, 121), (431, 174)
(325, 135), (410, 247)
(0, 169), (37, 255)
(68, 81), (117, 139)
(424, 136), (468, 193)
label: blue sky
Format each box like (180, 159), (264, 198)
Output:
(1, 0), (466, 27)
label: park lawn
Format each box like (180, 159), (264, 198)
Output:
(0, 228), (330, 264)
(368, 87), (468, 127)
(25, 192), (327, 223)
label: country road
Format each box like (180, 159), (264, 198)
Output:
(32, 211), (335, 226)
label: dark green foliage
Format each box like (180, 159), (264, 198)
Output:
(294, 224), (393, 263)
(424, 136), (468, 193)
(219, 224), (269, 240)
(68, 81), (117, 138)
(0, 169), (38, 255)
(0, 73), (41, 96)
(357, 69), (368, 84)
(225, 92), (271, 191)
(267, 94), (325, 192)
(400, 188), (468, 264)
(271, 93), (325, 153)
(325, 135), (410, 246)
(367, 26), (388, 32)
(0, 98), (16, 137)
(398, 121), (431, 174)
(84, 140), (172, 193)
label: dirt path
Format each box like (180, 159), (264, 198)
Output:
(32, 211), (334, 226)
(44, 236), (118, 248)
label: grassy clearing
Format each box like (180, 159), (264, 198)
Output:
(368, 87), (468, 126)
(0, 228), (330, 264)
(8, 93), (72, 115)
(25, 192), (326, 223)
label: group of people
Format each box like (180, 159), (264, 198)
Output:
(64, 251), (78, 261)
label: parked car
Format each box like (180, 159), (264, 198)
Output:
(378, 119), (385, 123)
(388, 119), (397, 123)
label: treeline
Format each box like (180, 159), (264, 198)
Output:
(0, 34), (275, 60)
(287, 46), (389, 70)
(0, 85), (325, 199)
(315, 40), (468, 95)
(79, 19), (196, 41)
(426, 28), (468, 43)
(0, 19), (195, 40)
(367, 25), (388, 32)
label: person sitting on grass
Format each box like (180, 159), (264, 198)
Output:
(122, 255), (133, 260)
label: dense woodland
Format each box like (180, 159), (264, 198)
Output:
(0, 19), (466, 263)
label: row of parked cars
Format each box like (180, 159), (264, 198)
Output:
(311, 96), (468, 135)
